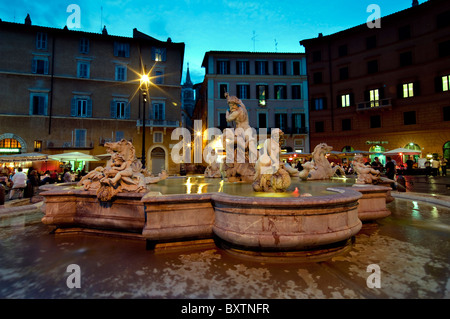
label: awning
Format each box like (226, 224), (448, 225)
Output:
(383, 148), (421, 156)
(0, 152), (49, 163)
(49, 152), (100, 162)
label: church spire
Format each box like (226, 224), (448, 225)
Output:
(184, 63), (193, 86)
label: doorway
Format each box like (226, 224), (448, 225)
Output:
(151, 147), (166, 175)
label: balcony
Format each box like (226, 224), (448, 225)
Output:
(46, 140), (94, 149)
(136, 119), (180, 127)
(357, 98), (392, 112)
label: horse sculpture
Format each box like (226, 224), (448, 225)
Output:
(305, 143), (346, 180)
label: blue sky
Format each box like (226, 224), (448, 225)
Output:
(0, 0), (416, 83)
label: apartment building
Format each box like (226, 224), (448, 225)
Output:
(300, 0), (450, 163)
(0, 17), (185, 174)
(196, 51), (309, 156)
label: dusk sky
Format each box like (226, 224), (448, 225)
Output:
(0, 0), (416, 83)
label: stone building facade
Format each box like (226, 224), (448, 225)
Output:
(196, 51), (309, 158)
(0, 18), (184, 174)
(300, 0), (450, 163)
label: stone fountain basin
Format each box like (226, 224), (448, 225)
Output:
(41, 183), (392, 252)
(211, 188), (362, 251)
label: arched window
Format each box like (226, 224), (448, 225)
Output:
(404, 143), (420, 151)
(0, 138), (22, 154)
(369, 145), (386, 164)
(342, 146), (354, 152)
(443, 141), (450, 160)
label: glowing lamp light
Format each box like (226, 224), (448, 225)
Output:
(140, 74), (150, 89)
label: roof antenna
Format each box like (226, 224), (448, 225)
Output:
(251, 31), (257, 52)
(100, 5), (103, 33)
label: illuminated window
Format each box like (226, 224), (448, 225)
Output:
(0, 138), (21, 149)
(443, 75), (450, 92)
(341, 94), (351, 107)
(257, 85), (268, 106)
(152, 48), (166, 62)
(370, 89), (380, 107)
(403, 83), (414, 98)
(34, 140), (42, 152)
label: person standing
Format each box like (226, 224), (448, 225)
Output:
(9, 167), (27, 200)
(405, 156), (414, 175)
(440, 157), (447, 176)
(371, 157), (383, 172)
(431, 158), (440, 176)
(385, 157), (396, 190)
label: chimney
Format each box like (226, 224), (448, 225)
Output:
(102, 25), (108, 35)
(25, 13), (31, 25)
(412, 0), (419, 7)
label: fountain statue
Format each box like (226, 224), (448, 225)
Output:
(303, 143), (345, 180)
(252, 128), (291, 192)
(219, 93), (256, 182)
(352, 154), (381, 184)
(204, 148), (222, 178)
(78, 139), (167, 201)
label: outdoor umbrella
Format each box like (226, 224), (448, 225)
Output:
(0, 152), (49, 163)
(383, 148), (421, 155)
(49, 152), (100, 162)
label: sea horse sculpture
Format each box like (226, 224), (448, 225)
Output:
(305, 143), (346, 180)
(78, 139), (147, 201)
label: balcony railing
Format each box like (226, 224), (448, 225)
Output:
(357, 98), (392, 111)
(136, 119), (180, 127)
(46, 140), (94, 149)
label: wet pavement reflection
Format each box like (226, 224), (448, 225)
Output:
(0, 199), (449, 299)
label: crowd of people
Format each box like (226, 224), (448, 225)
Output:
(291, 155), (448, 178)
(0, 165), (87, 200)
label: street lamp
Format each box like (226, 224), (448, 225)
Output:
(140, 73), (150, 168)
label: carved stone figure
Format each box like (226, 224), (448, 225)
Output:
(145, 170), (168, 184)
(252, 129), (291, 192)
(352, 154), (381, 184)
(298, 161), (315, 180)
(78, 139), (147, 201)
(219, 93), (256, 182)
(305, 143), (346, 180)
(204, 148), (222, 178)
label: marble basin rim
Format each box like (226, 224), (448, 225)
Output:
(39, 181), (394, 253)
(210, 187), (363, 251)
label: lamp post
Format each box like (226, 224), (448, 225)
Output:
(140, 73), (150, 168)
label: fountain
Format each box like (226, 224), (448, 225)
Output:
(40, 94), (393, 258)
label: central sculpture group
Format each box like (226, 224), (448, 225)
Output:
(207, 93), (377, 193)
